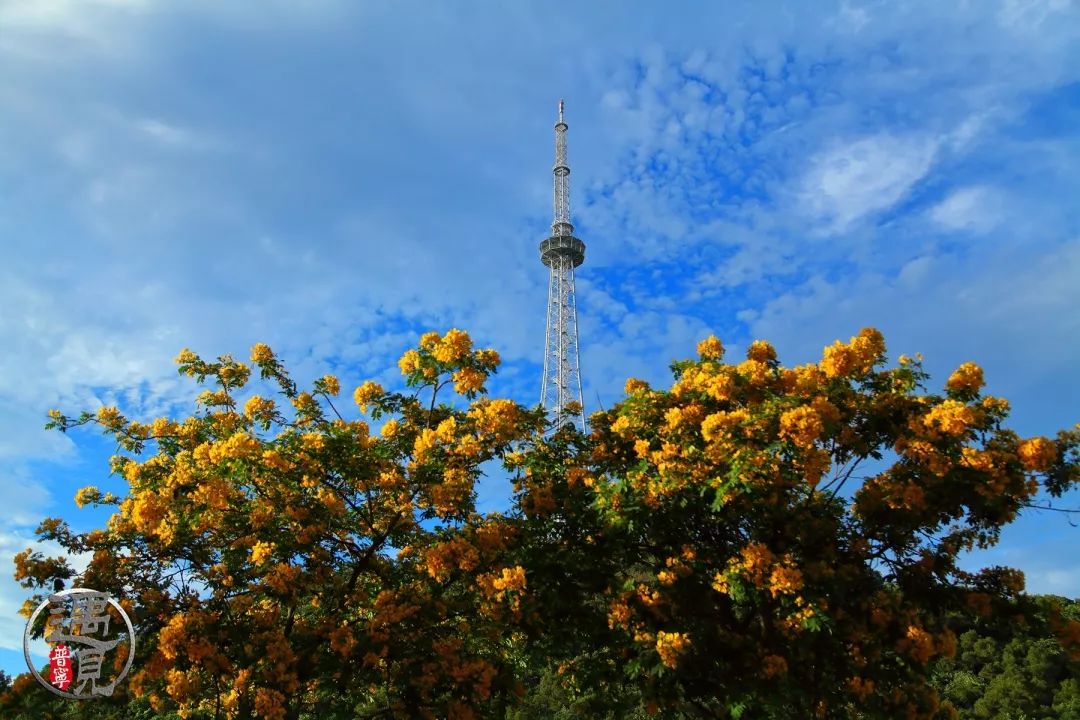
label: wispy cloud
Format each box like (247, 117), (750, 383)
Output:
(0, 529), (92, 653)
(132, 117), (202, 148)
(929, 185), (1001, 233)
(797, 133), (939, 234)
(997, 0), (1074, 32)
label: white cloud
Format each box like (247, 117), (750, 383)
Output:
(0, 530), (92, 654)
(0, 0), (148, 28)
(743, 238), (1080, 431)
(797, 133), (939, 234)
(133, 118), (200, 148)
(929, 186), (1001, 233)
(947, 112), (995, 152)
(1034, 567), (1080, 596)
(0, 468), (55, 527)
(998, 0), (1073, 32)
(830, 2), (871, 34)
(0, 0), (150, 58)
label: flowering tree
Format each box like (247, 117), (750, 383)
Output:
(514, 329), (1080, 718)
(11, 327), (1080, 719)
(17, 330), (545, 719)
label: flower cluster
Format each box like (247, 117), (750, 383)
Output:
(655, 631), (691, 669)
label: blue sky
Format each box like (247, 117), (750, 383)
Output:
(2, 0), (1079, 680)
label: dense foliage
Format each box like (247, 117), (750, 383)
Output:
(5, 328), (1080, 718)
(931, 595), (1080, 719)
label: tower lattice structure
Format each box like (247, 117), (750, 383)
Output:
(539, 99), (585, 431)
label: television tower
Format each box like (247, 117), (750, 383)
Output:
(540, 99), (585, 431)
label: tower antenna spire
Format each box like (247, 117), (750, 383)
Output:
(540, 100), (586, 431)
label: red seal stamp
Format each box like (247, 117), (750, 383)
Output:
(49, 643), (72, 691)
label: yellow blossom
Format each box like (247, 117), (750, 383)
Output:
(264, 563), (301, 594)
(608, 600), (632, 629)
(1017, 437), (1056, 471)
(250, 343), (274, 364)
(328, 625), (356, 658)
(18, 598), (37, 619)
(423, 537), (480, 581)
(398, 349), (421, 375)
(822, 328), (884, 378)
(254, 688), (286, 720)
(320, 374), (340, 396)
(920, 400), (976, 437)
(768, 565), (804, 597)
(380, 419), (400, 439)
(150, 417), (173, 437)
(902, 624), (935, 664)
(780, 406), (824, 448)
(250, 541), (275, 565)
(738, 542), (774, 585)
(701, 410), (747, 443)
(436, 416), (458, 443)
(947, 362), (984, 393)
(810, 396), (841, 424)
(821, 342), (854, 379)
(655, 631), (691, 668)
(208, 432), (261, 463)
(243, 395), (275, 420)
(737, 359), (772, 387)
(197, 390), (231, 407)
(165, 668), (198, 701)
(456, 433), (482, 458)
(492, 565), (527, 593)
(452, 367), (486, 394)
(316, 486), (345, 515)
(353, 381), (384, 412)
(413, 428), (439, 461)
(96, 406), (122, 426)
(430, 467), (471, 516)
(262, 449), (294, 472)
(476, 348), (501, 366)
(74, 486), (100, 508)
(697, 335), (724, 360)
(175, 348), (198, 365)
(786, 364), (826, 395)
(747, 340), (777, 363)
(634, 438), (651, 459)
(434, 328), (473, 363)
(129, 492), (166, 532)
(468, 398), (521, 440)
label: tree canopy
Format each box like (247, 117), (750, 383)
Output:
(6, 328), (1079, 719)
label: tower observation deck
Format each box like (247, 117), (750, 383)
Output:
(539, 100), (585, 431)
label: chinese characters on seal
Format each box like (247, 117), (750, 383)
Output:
(22, 588), (136, 699)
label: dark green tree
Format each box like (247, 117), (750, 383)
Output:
(932, 595), (1080, 719)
